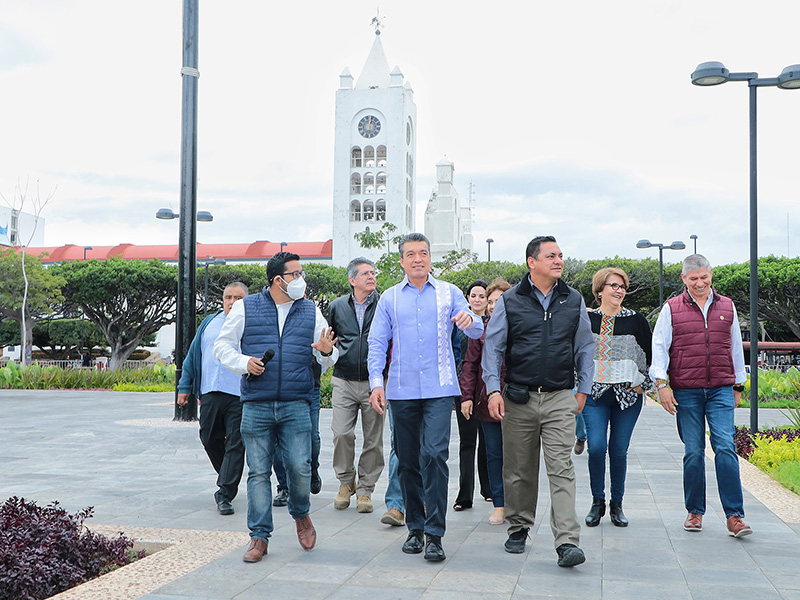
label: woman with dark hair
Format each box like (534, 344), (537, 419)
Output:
(453, 280), (491, 510)
(460, 278), (511, 524)
(583, 267), (652, 528)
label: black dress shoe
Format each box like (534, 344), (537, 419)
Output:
(217, 499), (234, 515)
(272, 488), (289, 507)
(424, 534), (446, 562)
(609, 501), (628, 527)
(556, 543), (586, 568)
(504, 528), (529, 554)
(310, 469), (322, 495)
(585, 499), (605, 527)
(401, 529), (424, 554)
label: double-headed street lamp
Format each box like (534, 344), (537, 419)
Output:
(486, 238), (494, 262)
(691, 61), (800, 432)
(636, 239), (686, 307)
(156, 207), (214, 421)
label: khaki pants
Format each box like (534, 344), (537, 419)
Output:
(331, 376), (385, 495)
(502, 388), (580, 549)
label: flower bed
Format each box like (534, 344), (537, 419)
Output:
(734, 426), (800, 496)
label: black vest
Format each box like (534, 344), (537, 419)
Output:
(503, 277), (581, 391)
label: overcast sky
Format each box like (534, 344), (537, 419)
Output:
(1, 0), (798, 266)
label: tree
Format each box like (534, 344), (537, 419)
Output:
(55, 257), (178, 369)
(353, 221), (400, 255)
(33, 319), (108, 359)
(432, 248), (478, 277)
(438, 260), (528, 292)
(713, 256), (800, 340)
(0, 249), (64, 357)
(0, 180), (56, 364)
(200, 263), (269, 314)
(353, 221), (405, 290)
(304, 263), (350, 317)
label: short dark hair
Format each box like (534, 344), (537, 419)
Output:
(466, 280), (488, 297)
(398, 232), (430, 255)
(267, 251), (301, 284)
(526, 236), (557, 260)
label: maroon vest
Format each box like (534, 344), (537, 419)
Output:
(667, 289), (736, 389)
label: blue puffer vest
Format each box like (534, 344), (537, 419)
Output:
(239, 287), (315, 402)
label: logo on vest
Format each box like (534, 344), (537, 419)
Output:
(720, 315), (725, 320)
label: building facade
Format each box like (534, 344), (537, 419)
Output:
(424, 158), (474, 263)
(331, 31), (417, 266)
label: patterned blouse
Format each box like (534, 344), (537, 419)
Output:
(589, 307), (653, 410)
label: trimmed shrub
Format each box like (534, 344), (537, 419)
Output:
(750, 434), (800, 472)
(0, 497), (144, 600)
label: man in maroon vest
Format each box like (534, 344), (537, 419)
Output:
(650, 254), (751, 538)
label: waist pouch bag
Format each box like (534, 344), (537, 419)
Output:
(504, 382), (530, 405)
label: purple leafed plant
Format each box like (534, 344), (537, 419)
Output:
(734, 426), (800, 460)
(0, 497), (144, 600)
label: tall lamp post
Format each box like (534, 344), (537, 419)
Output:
(199, 257), (226, 316)
(486, 238), (494, 262)
(689, 234), (698, 254)
(156, 207), (213, 421)
(83, 246), (93, 260)
(635, 239), (686, 307)
(690, 61), (800, 432)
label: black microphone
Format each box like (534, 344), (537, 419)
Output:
(246, 349), (275, 382)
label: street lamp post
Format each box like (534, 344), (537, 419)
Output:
(689, 234), (698, 254)
(83, 246), (93, 260)
(156, 207), (213, 421)
(199, 258), (226, 317)
(280, 242), (287, 252)
(691, 61), (800, 432)
(486, 238), (494, 262)
(636, 239), (686, 307)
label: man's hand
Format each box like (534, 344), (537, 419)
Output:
(369, 387), (387, 415)
(246, 356), (265, 376)
(658, 386), (678, 415)
(311, 327), (338, 355)
(461, 400), (473, 420)
(177, 393), (190, 406)
(575, 392), (587, 413)
(451, 310), (474, 331)
(734, 388), (742, 408)
(488, 392), (504, 420)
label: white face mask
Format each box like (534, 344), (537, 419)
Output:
(281, 276), (307, 300)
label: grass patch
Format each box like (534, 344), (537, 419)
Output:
(738, 397), (800, 409)
(771, 461), (800, 495)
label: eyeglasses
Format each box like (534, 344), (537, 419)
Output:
(604, 283), (628, 291)
(282, 270), (305, 280)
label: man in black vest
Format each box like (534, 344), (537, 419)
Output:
(482, 236), (594, 567)
(215, 252), (338, 563)
(328, 258), (389, 517)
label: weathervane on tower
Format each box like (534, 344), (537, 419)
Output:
(370, 10), (383, 35)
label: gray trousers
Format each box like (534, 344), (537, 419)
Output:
(502, 388), (581, 549)
(331, 376), (385, 495)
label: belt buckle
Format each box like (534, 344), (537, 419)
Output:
(536, 386), (545, 393)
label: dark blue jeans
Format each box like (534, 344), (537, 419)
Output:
(389, 396), (452, 537)
(480, 420), (504, 507)
(583, 389), (642, 503)
(674, 386), (744, 518)
(273, 386), (320, 491)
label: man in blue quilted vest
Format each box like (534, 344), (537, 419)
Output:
(215, 251), (338, 563)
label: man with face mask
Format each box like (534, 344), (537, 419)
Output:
(215, 251), (339, 563)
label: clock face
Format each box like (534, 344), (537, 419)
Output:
(358, 115), (381, 138)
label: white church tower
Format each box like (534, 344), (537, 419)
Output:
(332, 23), (417, 267)
(424, 158), (474, 263)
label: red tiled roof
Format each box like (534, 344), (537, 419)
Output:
(18, 240), (333, 264)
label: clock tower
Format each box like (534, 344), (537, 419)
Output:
(332, 27), (417, 266)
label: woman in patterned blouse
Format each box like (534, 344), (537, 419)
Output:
(583, 267), (653, 528)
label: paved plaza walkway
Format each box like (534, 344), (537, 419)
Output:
(2, 390), (800, 600)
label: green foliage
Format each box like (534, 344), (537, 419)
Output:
(750, 433), (800, 472)
(319, 368), (333, 408)
(54, 257), (177, 369)
(202, 263), (270, 312)
(112, 382), (174, 392)
(0, 362), (176, 390)
(438, 260), (528, 292)
(0, 248), (65, 321)
(304, 263), (350, 317)
(432, 248), (478, 277)
(771, 461), (800, 495)
(713, 256), (800, 340)
(353, 221), (399, 254)
(742, 367), (800, 404)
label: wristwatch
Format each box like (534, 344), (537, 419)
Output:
(733, 384), (745, 392)
(656, 383), (668, 390)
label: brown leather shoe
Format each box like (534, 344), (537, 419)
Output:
(295, 515), (316, 550)
(683, 513), (703, 532)
(242, 538), (268, 562)
(727, 515), (752, 538)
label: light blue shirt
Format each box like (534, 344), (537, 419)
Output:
(367, 274), (483, 400)
(200, 312), (243, 396)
